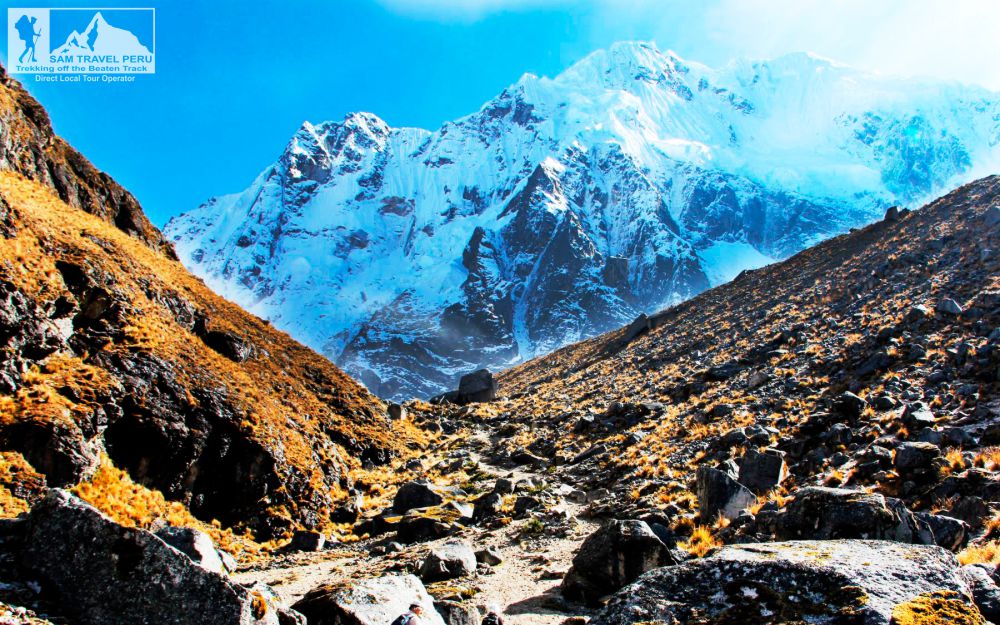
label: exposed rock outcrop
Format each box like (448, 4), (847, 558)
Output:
(20, 490), (303, 625)
(591, 540), (983, 625)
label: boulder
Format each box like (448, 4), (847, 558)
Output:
(200, 329), (256, 362)
(472, 492), (504, 523)
(395, 512), (463, 544)
(456, 369), (498, 404)
(154, 526), (226, 575)
(706, 363), (742, 381)
(737, 448), (788, 494)
(287, 530), (327, 552)
(906, 304), (931, 323)
(903, 402), (937, 429)
(561, 520), (675, 606)
(621, 313), (650, 345)
(590, 540), (980, 625)
(293, 575), (445, 625)
(986, 206), (1000, 229)
(434, 601), (479, 625)
(476, 547), (503, 566)
(387, 403), (408, 421)
(917, 512), (970, 551)
(775, 487), (906, 541)
(894, 441), (942, 473)
(695, 466), (756, 522)
(21, 490), (302, 625)
(833, 391), (868, 419)
(937, 298), (965, 316)
(420, 541), (478, 582)
(493, 478), (516, 495)
(393, 480), (448, 513)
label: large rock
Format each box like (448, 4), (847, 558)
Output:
(773, 487), (934, 544)
(434, 601), (479, 625)
(591, 540), (981, 625)
(456, 369), (498, 404)
(20, 490), (303, 625)
(419, 541), (478, 582)
(737, 448), (788, 494)
(394, 511), (464, 544)
(917, 512), (970, 551)
(695, 466), (756, 522)
(894, 441), (943, 478)
(432, 370), (499, 405)
(293, 575), (445, 625)
(961, 564), (1000, 622)
(472, 492), (504, 522)
(561, 520), (675, 606)
(393, 480), (448, 513)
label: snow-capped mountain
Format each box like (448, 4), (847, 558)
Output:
(52, 12), (151, 57)
(165, 42), (1000, 400)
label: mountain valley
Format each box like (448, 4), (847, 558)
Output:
(1, 46), (1000, 625)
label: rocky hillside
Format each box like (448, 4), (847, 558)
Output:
(165, 41), (1000, 400)
(0, 68), (411, 541)
(478, 175), (1000, 580)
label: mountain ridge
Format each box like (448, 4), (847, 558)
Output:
(165, 41), (1000, 400)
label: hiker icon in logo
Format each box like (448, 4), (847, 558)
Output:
(14, 14), (41, 63)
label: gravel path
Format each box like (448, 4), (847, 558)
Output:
(235, 428), (600, 625)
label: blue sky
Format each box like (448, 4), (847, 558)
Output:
(4, 0), (999, 225)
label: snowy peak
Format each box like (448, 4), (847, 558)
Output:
(555, 41), (691, 91)
(165, 44), (1000, 401)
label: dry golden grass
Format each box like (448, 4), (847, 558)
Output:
(958, 540), (1000, 565)
(679, 525), (722, 558)
(943, 448), (967, 474)
(972, 448), (1000, 471)
(72, 455), (268, 561)
(0, 451), (45, 518)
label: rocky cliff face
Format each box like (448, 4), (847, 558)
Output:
(0, 68), (401, 539)
(165, 42), (1000, 400)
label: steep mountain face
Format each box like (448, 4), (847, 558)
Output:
(0, 69), (402, 539)
(165, 42), (1000, 400)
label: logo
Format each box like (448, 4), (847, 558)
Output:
(8, 8), (155, 75)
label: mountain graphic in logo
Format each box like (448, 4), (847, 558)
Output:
(51, 11), (151, 57)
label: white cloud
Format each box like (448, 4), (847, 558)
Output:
(693, 0), (1000, 89)
(374, 0), (574, 20)
(375, 0), (1000, 90)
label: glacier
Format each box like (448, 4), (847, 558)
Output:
(165, 41), (1000, 400)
